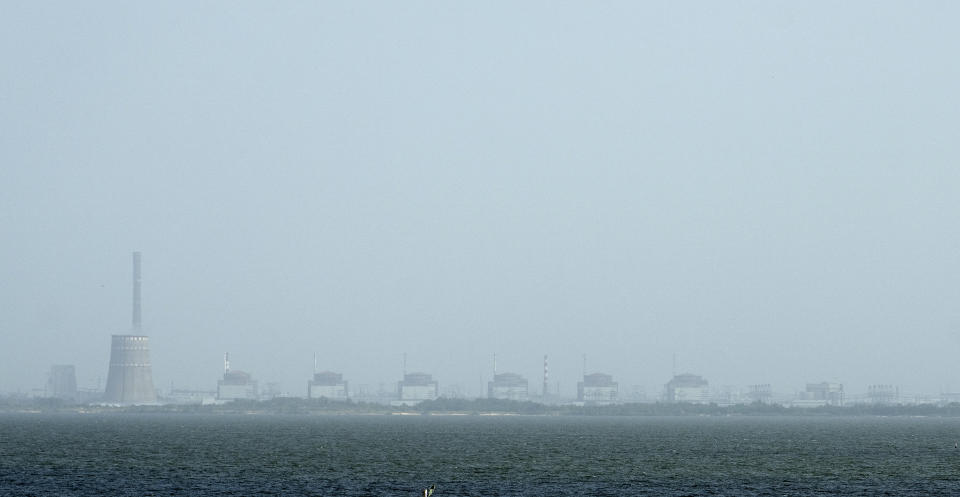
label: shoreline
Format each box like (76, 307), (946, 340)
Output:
(5, 397), (960, 418)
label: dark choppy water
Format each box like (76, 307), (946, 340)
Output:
(3, 414), (960, 496)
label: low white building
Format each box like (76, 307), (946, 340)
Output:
(166, 389), (217, 405)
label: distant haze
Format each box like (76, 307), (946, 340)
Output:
(2, 2), (959, 398)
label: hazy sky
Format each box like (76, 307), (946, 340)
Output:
(2, 2), (959, 399)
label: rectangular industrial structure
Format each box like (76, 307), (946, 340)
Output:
(48, 365), (77, 402)
(793, 382), (844, 407)
(394, 372), (438, 405)
(665, 373), (710, 403)
(578, 373), (619, 405)
(488, 372), (529, 401)
(308, 371), (349, 400)
(217, 353), (258, 401)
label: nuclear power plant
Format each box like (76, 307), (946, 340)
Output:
(12, 254), (957, 409)
(102, 252), (157, 405)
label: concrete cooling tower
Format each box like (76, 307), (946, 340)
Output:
(102, 252), (157, 404)
(103, 335), (157, 404)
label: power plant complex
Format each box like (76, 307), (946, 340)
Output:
(24, 254), (939, 408)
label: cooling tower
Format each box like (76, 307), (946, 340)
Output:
(102, 252), (157, 404)
(103, 335), (157, 404)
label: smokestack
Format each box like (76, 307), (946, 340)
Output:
(225, 352), (231, 374)
(132, 251), (141, 332)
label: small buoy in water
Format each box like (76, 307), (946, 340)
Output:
(422, 484), (436, 496)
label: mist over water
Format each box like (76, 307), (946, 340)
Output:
(2, 2), (960, 400)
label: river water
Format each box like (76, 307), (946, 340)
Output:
(2, 413), (960, 496)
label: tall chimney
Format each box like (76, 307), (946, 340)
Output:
(132, 251), (142, 332)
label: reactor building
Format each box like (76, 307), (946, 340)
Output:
(665, 373), (710, 404)
(308, 371), (349, 400)
(394, 372), (438, 405)
(488, 372), (529, 401)
(217, 353), (259, 401)
(577, 373), (619, 405)
(103, 252), (158, 405)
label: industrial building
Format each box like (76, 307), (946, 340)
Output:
(488, 372), (528, 401)
(665, 373), (710, 403)
(308, 371), (349, 400)
(217, 353), (259, 401)
(712, 385), (748, 406)
(394, 372), (438, 405)
(103, 252), (158, 405)
(578, 373), (619, 404)
(747, 384), (773, 404)
(867, 384), (899, 405)
(793, 382), (844, 407)
(48, 365), (77, 402)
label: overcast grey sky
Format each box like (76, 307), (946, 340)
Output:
(2, 1), (959, 398)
